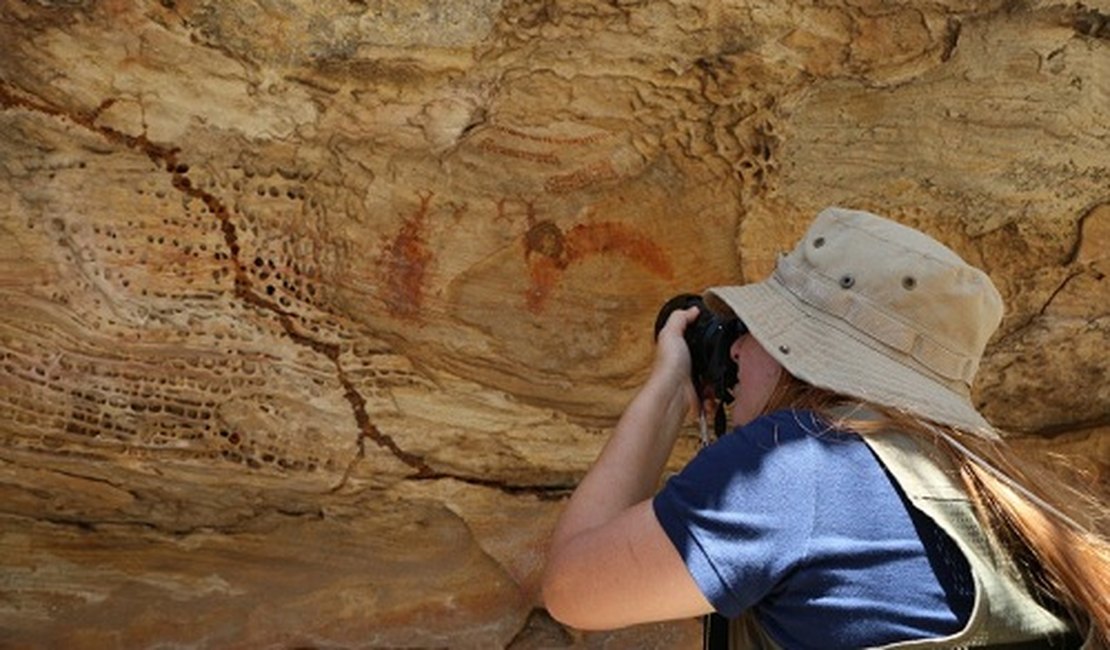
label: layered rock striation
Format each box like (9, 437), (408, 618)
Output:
(0, 1), (1106, 647)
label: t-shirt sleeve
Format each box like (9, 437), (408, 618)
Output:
(652, 411), (821, 617)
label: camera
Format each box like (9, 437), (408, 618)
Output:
(653, 294), (747, 436)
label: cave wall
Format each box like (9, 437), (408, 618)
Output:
(0, 1), (1106, 647)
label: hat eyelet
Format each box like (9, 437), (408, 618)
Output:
(902, 276), (917, 290)
(778, 345), (790, 354)
(839, 274), (855, 289)
(813, 237), (825, 249)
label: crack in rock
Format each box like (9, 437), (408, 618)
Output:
(1, 82), (576, 501)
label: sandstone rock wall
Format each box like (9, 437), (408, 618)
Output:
(0, 1), (1106, 647)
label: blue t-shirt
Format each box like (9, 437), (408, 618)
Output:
(653, 409), (974, 649)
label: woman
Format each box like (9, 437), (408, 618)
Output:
(541, 207), (1108, 648)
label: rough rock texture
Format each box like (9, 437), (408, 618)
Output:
(0, 1), (1106, 647)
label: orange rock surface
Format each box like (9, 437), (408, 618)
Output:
(0, 1), (1105, 647)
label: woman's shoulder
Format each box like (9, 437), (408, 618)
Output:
(689, 409), (866, 481)
(723, 408), (860, 450)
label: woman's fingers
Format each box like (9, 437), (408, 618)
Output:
(663, 305), (699, 335)
(651, 307), (699, 415)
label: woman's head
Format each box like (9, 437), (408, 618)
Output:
(707, 207), (1004, 436)
(726, 333), (783, 426)
(725, 332), (853, 427)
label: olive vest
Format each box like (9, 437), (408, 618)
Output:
(722, 426), (1081, 649)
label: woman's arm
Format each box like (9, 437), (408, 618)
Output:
(541, 307), (714, 629)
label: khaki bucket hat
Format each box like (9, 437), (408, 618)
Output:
(706, 207), (1005, 437)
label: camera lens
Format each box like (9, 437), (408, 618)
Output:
(654, 294), (746, 403)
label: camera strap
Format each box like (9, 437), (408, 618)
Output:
(698, 409), (711, 448)
(714, 402), (729, 438)
(703, 612), (730, 650)
(698, 402), (731, 449)
(698, 405), (730, 649)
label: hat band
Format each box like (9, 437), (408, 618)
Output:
(772, 255), (978, 385)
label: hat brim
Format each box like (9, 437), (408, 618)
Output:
(707, 278), (997, 438)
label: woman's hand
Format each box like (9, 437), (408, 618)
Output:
(650, 305), (701, 420)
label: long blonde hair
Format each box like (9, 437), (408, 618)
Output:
(760, 372), (1110, 646)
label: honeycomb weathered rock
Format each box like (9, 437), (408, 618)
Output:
(0, 1), (1105, 647)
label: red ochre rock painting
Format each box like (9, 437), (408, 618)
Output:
(379, 193), (673, 318)
(544, 159), (621, 194)
(491, 125), (611, 147)
(477, 138), (561, 165)
(524, 219), (675, 313)
(381, 193), (434, 319)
